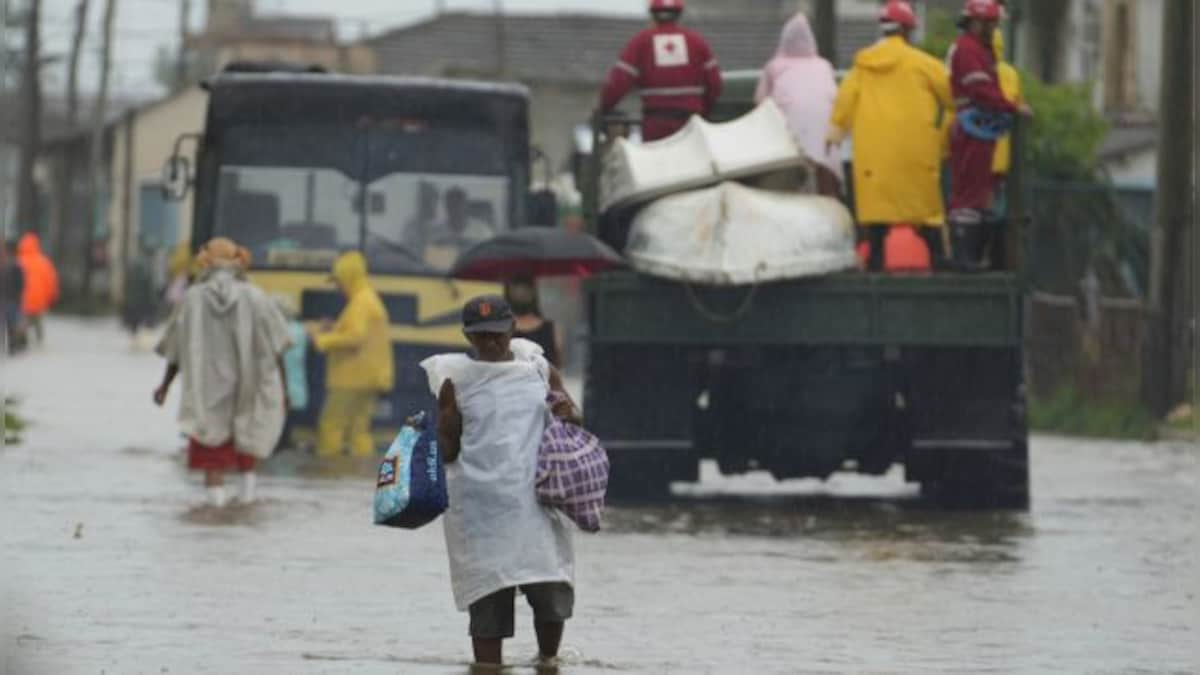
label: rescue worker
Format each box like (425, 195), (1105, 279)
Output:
(309, 251), (394, 458)
(599, 0), (723, 142)
(946, 0), (1031, 270)
(827, 1), (954, 271)
(16, 232), (59, 344)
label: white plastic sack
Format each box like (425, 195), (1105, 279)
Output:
(600, 98), (807, 212)
(625, 182), (857, 286)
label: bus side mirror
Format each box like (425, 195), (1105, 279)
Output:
(161, 156), (192, 202)
(526, 189), (558, 227)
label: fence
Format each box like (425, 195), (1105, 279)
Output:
(1029, 291), (1146, 403)
(1023, 180), (1160, 411)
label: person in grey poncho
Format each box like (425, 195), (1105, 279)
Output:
(153, 238), (291, 508)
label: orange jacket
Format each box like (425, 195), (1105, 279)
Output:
(17, 233), (59, 316)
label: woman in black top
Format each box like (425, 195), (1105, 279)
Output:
(504, 278), (562, 368)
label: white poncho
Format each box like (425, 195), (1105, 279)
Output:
(157, 266), (291, 459)
(421, 340), (575, 610)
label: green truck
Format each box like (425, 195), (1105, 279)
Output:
(581, 72), (1030, 509)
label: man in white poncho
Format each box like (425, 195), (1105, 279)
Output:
(153, 238), (291, 508)
(422, 295), (580, 669)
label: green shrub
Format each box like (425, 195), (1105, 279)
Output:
(3, 397), (24, 445)
(1029, 386), (1156, 440)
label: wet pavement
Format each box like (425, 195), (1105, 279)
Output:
(1, 318), (1197, 674)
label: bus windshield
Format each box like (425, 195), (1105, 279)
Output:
(212, 122), (516, 275)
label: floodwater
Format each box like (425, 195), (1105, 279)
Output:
(1, 318), (1197, 674)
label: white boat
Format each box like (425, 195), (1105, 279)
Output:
(625, 181), (857, 286)
(599, 98), (808, 213)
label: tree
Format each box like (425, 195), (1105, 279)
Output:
(55, 0), (90, 261)
(1019, 74), (1107, 181)
(917, 8), (958, 62)
(15, 0), (41, 232)
(65, 0), (90, 131)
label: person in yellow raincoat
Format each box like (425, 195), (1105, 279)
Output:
(309, 252), (394, 457)
(827, 1), (954, 271)
(991, 30), (1025, 214)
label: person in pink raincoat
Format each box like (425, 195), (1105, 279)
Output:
(755, 13), (843, 196)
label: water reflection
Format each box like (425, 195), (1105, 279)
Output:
(606, 495), (1031, 564)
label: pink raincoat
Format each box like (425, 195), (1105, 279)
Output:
(755, 14), (843, 183)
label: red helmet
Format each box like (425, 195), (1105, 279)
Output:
(878, 1), (917, 30)
(962, 0), (1002, 21)
(649, 0), (684, 11)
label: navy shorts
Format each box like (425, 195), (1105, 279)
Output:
(467, 583), (574, 639)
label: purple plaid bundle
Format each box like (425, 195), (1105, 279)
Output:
(536, 396), (610, 533)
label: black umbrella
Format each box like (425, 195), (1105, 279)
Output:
(449, 228), (625, 281)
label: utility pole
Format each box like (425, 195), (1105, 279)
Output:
(1193, 0), (1200, 434)
(1144, 0), (1195, 417)
(493, 0), (507, 77)
(812, 0), (837, 66)
(81, 0), (117, 304)
(15, 0), (41, 232)
(176, 0), (190, 91)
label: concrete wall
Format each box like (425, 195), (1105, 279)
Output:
(1132, 0), (1163, 113)
(527, 81), (600, 178)
(107, 87), (208, 302)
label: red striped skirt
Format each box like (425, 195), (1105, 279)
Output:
(187, 438), (256, 473)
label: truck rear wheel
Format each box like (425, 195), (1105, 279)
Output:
(916, 441), (1030, 509)
(904, 348), (1031, 510)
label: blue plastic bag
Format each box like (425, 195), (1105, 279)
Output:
(373, 412), (448, 529)
(956, 107), (1014, 142)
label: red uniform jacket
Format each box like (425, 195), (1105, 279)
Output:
(600, 21), (723, 140)
(948, 32), (1016, 113)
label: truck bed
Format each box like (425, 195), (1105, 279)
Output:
(586, 271), (1024, 348)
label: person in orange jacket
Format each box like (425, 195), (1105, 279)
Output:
(16, 233), (59, 344)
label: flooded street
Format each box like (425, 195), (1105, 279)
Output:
(2, 318), (1197, 674)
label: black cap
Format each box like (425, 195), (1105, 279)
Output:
(462, 295), (515, 334)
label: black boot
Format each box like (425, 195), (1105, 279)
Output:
(949, 210), (990, 272)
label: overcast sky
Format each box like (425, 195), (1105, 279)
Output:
(31, 0), (646, 99)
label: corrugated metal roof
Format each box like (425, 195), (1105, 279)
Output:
(367, 12), (881, 85)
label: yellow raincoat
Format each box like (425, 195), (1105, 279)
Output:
(992, 32), (1023, 176)
(830, 36), (954, 226)
(315, 252), (394, 391)
(314, 252), (394, 457)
